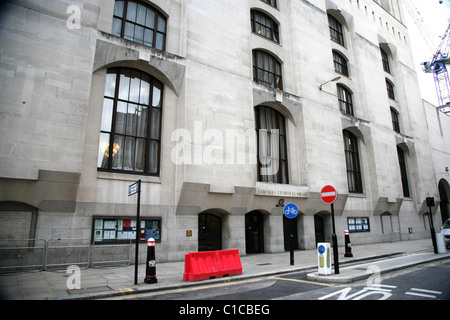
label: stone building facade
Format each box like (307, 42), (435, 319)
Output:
(0, 0), (449, 263)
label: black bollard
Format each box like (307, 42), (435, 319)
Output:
(144, 238), (157, 284)
(290, 234), (294, 265)
(344, 230), (353, 257)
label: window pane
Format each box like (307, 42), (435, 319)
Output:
(152, 86), (161, 108)
(104, 72), (117, 98)
(134, 25), (144, 44)
(140, 75), (150, 105)
(157, 15), (166, 32)
(124, 22), (134, 40)
(98, 133), (110, 168)
(115, 101), (127, 134)
(118, 70), (130, 100)
(123, 137), (136, 171)
(126, 103), (138, 136)
(136, 4), (146, 25)
(146, 9), (155, 29)
(135, 138), (146, 172)
(114, 1), (124, 17)
(155, 33), (164, 50)
(150, 108), (161, 139)
(112, 18), (122, 37)
(126, 1), (137, 21)
(129, 70), (141, 103)
(144, 29), (153, 47)
(101, 99), (114, 132)
(136, 105), (148, 137)
(148, 140), (159, 174)
(112, 135), (124, 170)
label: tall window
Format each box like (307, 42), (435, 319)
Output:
(252, 50), (283, 90)
(251, 10), (279, 43)
(380, 48), (391, 74)
(112, 0), (167, 50)
(98, 68), (163, 175)
(397, 146), (410, 197)
(391, 107), (400, 133)
(343, 130), (363, 193)
(328, 14), (344, 46)
(333, 51), (349, 76)
(386, 79), (395, 100)
(337, 84), (354, 116)
(255, 106), (288, 184)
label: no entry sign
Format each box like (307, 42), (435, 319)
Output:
(320, 185), (337, 204)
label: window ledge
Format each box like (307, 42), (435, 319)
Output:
(97, 171), (161, 184)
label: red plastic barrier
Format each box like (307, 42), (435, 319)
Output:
(183, 249), (242, 282)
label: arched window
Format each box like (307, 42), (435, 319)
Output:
(333, 50), (349, 76)
(380, 48), (391, 74)
(112, 0), (167, 50)
(251, 10), (279, 43)
(328, 14), (344, 46)
(255, 106), (288, 184)
(98, 68), (163, 175)
(386, 79), (395, 100)
(343, 130), (363, 193)
(397, 146), (410, 198)
(252, 50), (283, 90)
(390, 107), (400, 133)
(337, 84), (354, 116)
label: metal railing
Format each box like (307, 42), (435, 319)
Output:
(0, 238), (133, 274)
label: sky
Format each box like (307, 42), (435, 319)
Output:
(403, 0), (450, 106)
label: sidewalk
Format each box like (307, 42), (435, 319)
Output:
(0, 239), (448, 300)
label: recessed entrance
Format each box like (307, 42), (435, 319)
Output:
(198, 213), (222, 251)
(283, 215), (298, 251)
(314, 214), (325, 245)
(245, 211), (264, 253)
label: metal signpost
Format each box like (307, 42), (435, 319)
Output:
(128, 180), (141, 285)
(320, 185), (339, 274)
(426, 197), (438, 254)
(284, 203), (298, 265)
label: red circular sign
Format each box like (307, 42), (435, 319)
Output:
(320, 185), (337, 204)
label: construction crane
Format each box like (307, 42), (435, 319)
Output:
(421, 23), (450, 114)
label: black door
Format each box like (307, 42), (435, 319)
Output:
(314, 214), (325, 245)
(198, 213), (222, 251)
(283, 215), (298, 251)
(245, 211), (264, 253)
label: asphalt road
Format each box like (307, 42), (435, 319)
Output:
(108, 259), (449, 302)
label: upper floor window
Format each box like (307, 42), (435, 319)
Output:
(343, 130), (363, 193)
(251, 10), (279, 43)
(261, 0), (277, 8)
(397, 146), (410, 198)
(380, 48), (391, 74)
(252, 50), (283, 90)
(333, 51), (349, 76)
(390, 107), (400, 133)
(386, 79), (395, 100)
(98, 68), (163, 175)
(337, 84), (354, 116)
(112, 0), (167, 50)
(328, 14), (344, 46)
(255, 106), (288, 184)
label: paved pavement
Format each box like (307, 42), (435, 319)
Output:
(0, 238), (448, 300)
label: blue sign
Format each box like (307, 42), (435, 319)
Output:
(284, 203), (299, 219)
(318, 245), (326, 254)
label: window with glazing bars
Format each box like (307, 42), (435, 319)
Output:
(98, 68), (162, 175)
(337, 84), (354, 116)
(112, 0), (166, 50)
(381, 48), (391, 74)
(255, 106), (289, 184)
(397, 146), (410, 197)
(386, 79), (395, 100)
(333, 51), (349, 76)
(391, 107), (400, 133)
(343, 130), (363, 193)
(253, 50), (283, 90)
(251, 10), (279, 43)
(328, 14), (344, 46)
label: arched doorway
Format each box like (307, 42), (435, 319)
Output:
(314, 214), (325, 245)
(198, 213), (222, 251)
(439, 179), (450, 224)
(245, 211), (264, 253)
